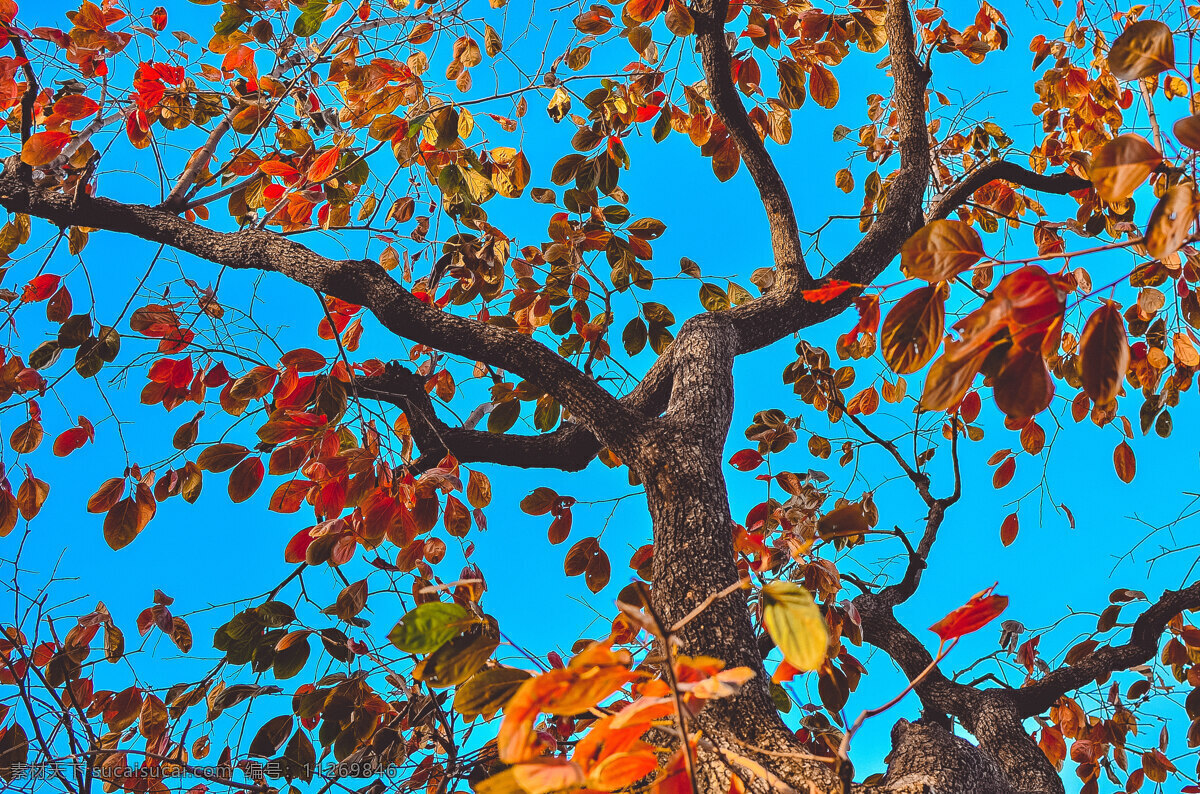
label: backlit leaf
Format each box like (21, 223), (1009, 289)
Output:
(1107, 19), (1174, 81)
(929, 585), (1008, 641)
(1145, 183), (1197, 260)
(388, 602), (472, 654)
(900, 220), (985, 281)
(880, 283), (946, 374)
(761, 581), (827, 672)
(1089, 134), (1162, 202)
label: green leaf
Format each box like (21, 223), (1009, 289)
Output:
(388, 602), (473, 654)
(413, 617), (500, 688)
(453, 667), (532, 720)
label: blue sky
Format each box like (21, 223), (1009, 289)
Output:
(4, 1), (1198, 789)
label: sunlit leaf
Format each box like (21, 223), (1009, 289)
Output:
(761, 581), (827, 672)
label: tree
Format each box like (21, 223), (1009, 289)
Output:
(0, 0), (1198, 791)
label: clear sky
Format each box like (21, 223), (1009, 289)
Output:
(4, 1), (1198, 790)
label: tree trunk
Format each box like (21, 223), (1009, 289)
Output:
(613, 316), (1063, 794)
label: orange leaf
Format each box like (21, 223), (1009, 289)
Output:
(1145, 183), (1197, 260)
(625, 0), (666, 23)
(1089, 134), (1161, 202)
(307, 147), (341, 183)
(511, 760), (585, 794)
(1113, 441), (1136, 483)
(880, 283), (947, 374)
(21, 131), (71, 167)
(52, 95), (100, 121)
(929, 585), (1008, 641)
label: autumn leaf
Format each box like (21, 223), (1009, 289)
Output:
(900, 220), (985, 281)
(1079, 302), (1130, 404)
(1089, 134), (1162, 202)
(880, 283), (947, 374)
(1174, 114), (1200, 149)
(20, 131), (71, 167)
(761, 581), (828, 672)
(729, 449), (764, 471)
(809, 63), (839, 109)
(307, 146), (341, 183)
(1113, 441), (1136, 483)
(801, 280), (860, 303)
(22, 274), (62, 303)
(1144, 183), (1197, 259)
(388, 602), (472, 654)
(929, 585), (1008, 641)
(1107, 19), (1174, 81)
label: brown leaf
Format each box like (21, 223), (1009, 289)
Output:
(9, 419), (43, 454)
(228, 457), (264, 503)
(1080, 302), (1129, 404)
(900, 220), (985, 281)
(1000, 513), (1019, 546)
(16, 474), (48, 520)
(564, 536), (600, 577)
(880, 283), (947, 373)
(1173, 114), (1200, 149)
(1107, 19), (1174, 81)
(809, 63), (839, 109)
(197, 443), (250, 472)
(1089, 134), (1162, 202)
(1113, 441), (1136, 483)
(993, 347), (1054, 420)
(104, 498), (142, 550)
(1145, 183), (1197, 260)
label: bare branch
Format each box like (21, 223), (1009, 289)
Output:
(722, 0), (932, 354)
(693, 0), (808, 287)
(926, 159), (1090, 222)
(0, 160), (641, 448)
(357, 364), (603, 472)
(1012, 580), (1200, 718)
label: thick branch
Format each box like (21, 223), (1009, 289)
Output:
(0, 160), (639, 448)
(722, 0), (932, 354)
(357, 364), (601, 472)
(1012, 580), (1200, 718)
(926, 159), (1090, 222)
(694, 0), (808, 287)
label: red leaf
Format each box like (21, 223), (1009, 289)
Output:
(929, 585), (1009, 641)
(801, 279), (859, 303)
(728, 449), (765, 471)
(22, 274), (62, 303)
(150, 6), (167, 31)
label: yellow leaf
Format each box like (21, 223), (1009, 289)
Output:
(761, 581), (827, 672)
